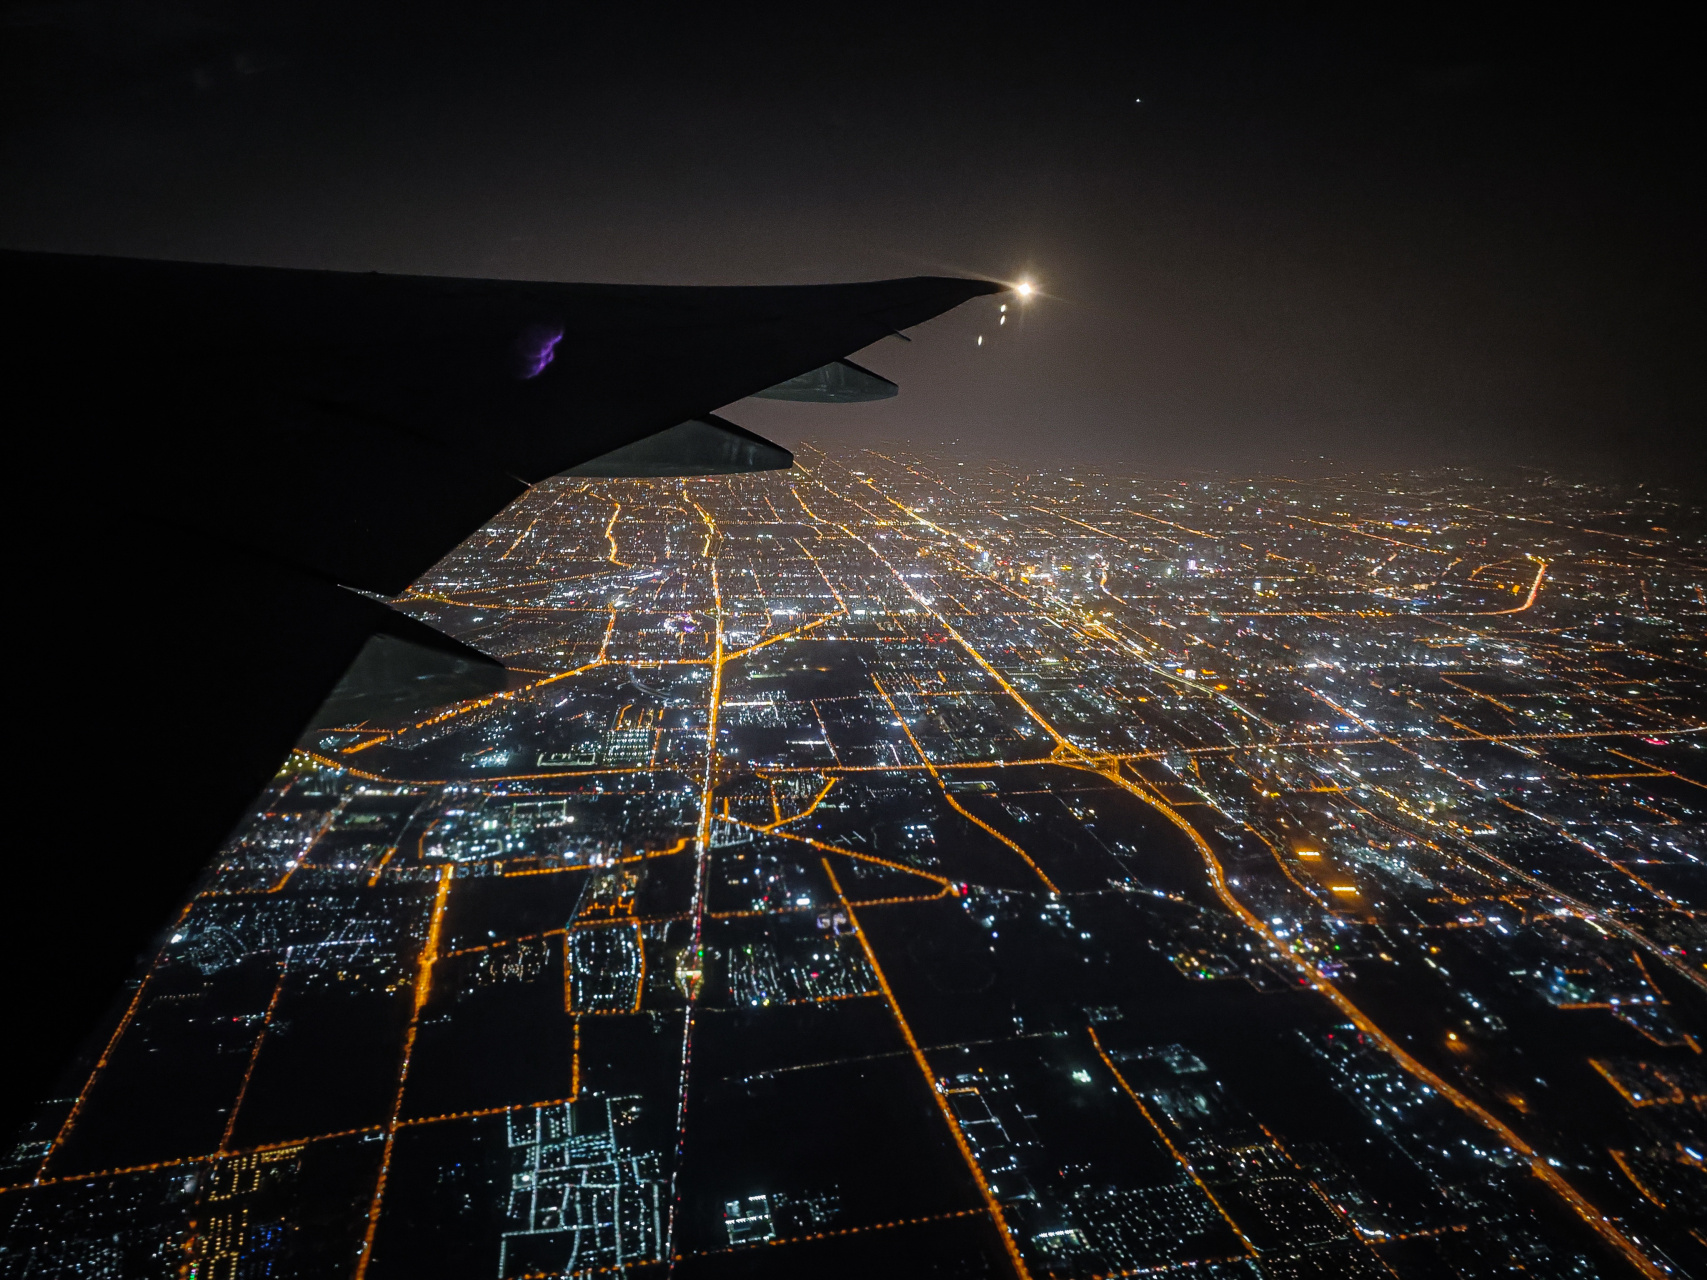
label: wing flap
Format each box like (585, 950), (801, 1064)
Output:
(565, 414), (792, 477)
(751, 358), (898, 402)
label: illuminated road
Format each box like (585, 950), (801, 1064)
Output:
(5, 449), (1700, 1278)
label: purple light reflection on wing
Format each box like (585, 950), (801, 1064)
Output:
(517, 325), (564, 379)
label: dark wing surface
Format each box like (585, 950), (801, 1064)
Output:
(1, 251), (999, 1129)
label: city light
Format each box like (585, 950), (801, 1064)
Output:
(6, 447), (1697, 1280)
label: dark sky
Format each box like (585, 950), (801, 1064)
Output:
(3, 3), (1700, 483)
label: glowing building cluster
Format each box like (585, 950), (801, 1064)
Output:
(3, 447), (1700, 1278)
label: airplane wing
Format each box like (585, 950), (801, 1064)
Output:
(1, 250), (1000, 1128)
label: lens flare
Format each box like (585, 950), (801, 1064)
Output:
(516, 324), (565, 379)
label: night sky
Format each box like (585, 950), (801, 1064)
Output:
(3, 4), (1699, 483)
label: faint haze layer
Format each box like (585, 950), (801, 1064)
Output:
(2, 2), (1699, 484)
